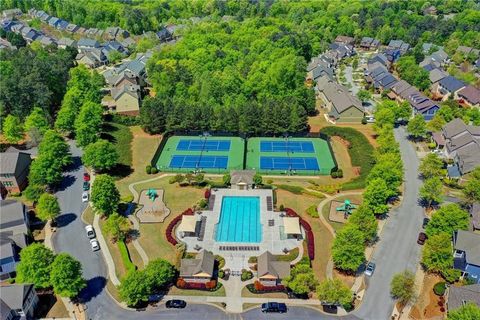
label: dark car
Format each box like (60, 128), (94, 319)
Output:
(83, 181), (90, 191)
(422, 218), (430, 228)
(83, 172), (90, 182)
(261, 302), (287, 313)
(417, 232), (427, 245)
(166, 300), (186, 309)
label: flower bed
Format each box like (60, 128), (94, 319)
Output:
(166, 208), (194, 246)
(204, 188), (211, 199)
(285, 208), (315, 260)
(176, 278), (222, 291)
(247, 281), (286, 294)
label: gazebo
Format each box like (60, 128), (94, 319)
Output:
(282, 217), (302, 239)
(178, 215), (197, 238)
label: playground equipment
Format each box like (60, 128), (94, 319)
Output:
(336, 199), (357, 218)
(146, 188), (158, 201)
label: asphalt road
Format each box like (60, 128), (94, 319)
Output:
(352, 126), (424, 320)
(53, 128), (423, 320)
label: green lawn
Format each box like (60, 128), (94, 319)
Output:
(101, 122), (133, 179)
(168, 285), (226, 297)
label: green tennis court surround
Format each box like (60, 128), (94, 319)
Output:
(246, 137), (336, 175)
(155, 135), (245, 173)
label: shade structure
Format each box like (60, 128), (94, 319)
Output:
(178, 215), (197, 233)
(283, 217), (301, 235)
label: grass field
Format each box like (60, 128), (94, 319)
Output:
(246, 137), (336, 176)
(156, 136), (245, 173)
(101, 122), (133, 179)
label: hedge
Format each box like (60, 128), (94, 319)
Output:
(320, 126), (375, 190)
(247, 281), (286, 293)
(176, 278), (222, 291)
(275, 184), (304, 194)
(117, 240), (136, 273)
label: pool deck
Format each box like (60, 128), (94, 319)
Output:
(176, 188), (303, 272)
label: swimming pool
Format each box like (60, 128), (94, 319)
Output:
(215, 196), (262, 243)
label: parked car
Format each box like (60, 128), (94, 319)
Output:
(261, 302), (287, 313)
(83, 181), (90, 191)
(90, 239), (100, 251)
(422, 218), (430, 228)
(165, 300), (186, 309)
(365, 262), (376, 277)
(365, 115), (375, 123)
(82, 192), (89, 203)
(83, 172), (90, 181)
(417, 232), (427, 245)
(85, 225), (95, 239)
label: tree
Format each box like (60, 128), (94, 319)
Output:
(348, 206), (377, 243)
(419, 153), (444, 179)
(394, 101), (412, 121)
(316, 279), (352, 307)
(283, 263), (318, 295)
(407, 114), (427, 140)
(143, 259), (175, 289)
(91, 174), (120, 216)
(107, 50), (123, 64)
(357, 90), (371, 102)
(420, 177), (444, 208)
(36, 193), (61, 222)
(363, 178), (392, 215)
(448, 302), (480, 320)
(253, 173), (263, 185)
(462, 167), (480, 203)
(374, 108), (395, 130)
(28, 130), (71, 186)
(2, 115), (24, 144)
(16, 243), (55, 288)
(390, 270), (415, 305)
(24, 184), (45, 202)
(332, 224), (365, 273)
(74, 101), (103, 147)
(104, 213), (131, 242)
(82, 140), (119, 172)
(119, 270), (151, 306)
(50, 253), (86, 298)
(222, 173), (231, 185)
(425, 204), (470, 237)
(24, 107), (50, 135)
(422, 233), (454, 275)
(426, 114), (446, 132)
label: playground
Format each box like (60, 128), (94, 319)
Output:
(328, 199), (359, 224)
(136, 189), (170, 223)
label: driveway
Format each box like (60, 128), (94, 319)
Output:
(352, 126), (424, 319)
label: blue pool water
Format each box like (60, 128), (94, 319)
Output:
(215, 196), (262, 243)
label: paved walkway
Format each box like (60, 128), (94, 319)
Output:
(45, 220), (87, 320)
(93, 213), (121, 286)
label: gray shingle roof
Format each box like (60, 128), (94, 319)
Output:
(230, 170), (255, 185)
(439, 76), (465, 93)
(458, 85), (480, 105)
(0, 200), (28, 235)
(180, 250), (214, 277)
(316, 75), (363, 114)
(454, 230), (480, 266)
(429, 68), (448, 83)
(448, 284), (480, 311)
(0, 284), (35, 311)
(471, 203), (480, 230)
(257, 251), (291, 279)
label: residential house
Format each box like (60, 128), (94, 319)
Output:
(423, 5), (437, 15)
(105, 27), (129, 40)
(66, 23), (79, 33)
(367, 53), (389, 68)
(456, 85), (480, 108)
(359, 37), (380, 50)
(86, 28), (99, 38)
(365, 62), (398, 91)
(37, 35), (56, 47)
(0, 238), (19, 280)
(2, 9), (22, 20)
(421, 49), (449, 68)
(437, 76), (465, 100)
(0, 20), (18, 32)
(447, 284), (480, 312)
(156, 27), (173, 43)
(24, 29), (40, 43)
(0, 200), (30, 247)
(0, 152), (31, 193)
(77, 38), (100, 50)
(329, 42), (355, 59)
(457, 46), (480, 58)
(470, 203), (480, 231)
(77, 27), (86, 35)
(37, 11), (51, 23)
(334, 35), (355, 46)
(9, 22), (23, 34)
(103, 40), (128, 55)
(75, 49), (107, 68)
(230, 170), (255, 190)
(0, 284), (39, 319)
(441, 118), (480, 176)
(257, 251), (290, 286)
(109, 83), (141, 115)
(56, 20), (69, 31)
(0, 38), (15, 50)
(57, 37), (76, 49)
(391, 80), (439, 120)
(316, 75), (364, 123)
(428, 68), (448, 85)
(453, 230), (480, 284)
(47, 16), (59, 28)
(384, 48), (401, 63)
(422, 43), (443, 54)
(120, 37), (136, 49)
(179, 250), (215, 284)
(387, 39), (410, 54)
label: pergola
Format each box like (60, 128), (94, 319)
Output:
(282, 217), (301, 235)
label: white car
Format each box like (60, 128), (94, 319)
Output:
(365, 262), (376, 277)
(85, 225), (95, 239)
(90, 239), (100, 251)
(365, 115), (375, 123)
(82, 192), (89, 203)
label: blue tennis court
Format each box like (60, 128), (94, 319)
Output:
(260, 140), (315, 153)
(170, 155), (228, 169)
(260, 156), (319, 170)
(177, 139), (231, 151)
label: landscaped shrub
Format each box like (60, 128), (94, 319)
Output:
(218, 270), (225, 279)
(306, 205), (319, 218)
(205, 280), (217, 289)
(279, 204), (285, 211)
(198, 198), (208, 209)
(204, 189), (211, 199)
(241, 269), (253, 282)
(248, 256), (257, 263)
(176, 279), (222, 291)
(320, 127), (375, 190)
(215, 255), (225, 269)
(248, 281), (286, 294)
(118, 240), (136, 273)
(121, 195), (134, 203)
(146, 165), (152, 174)
(433, 282), (446, 296)
(336, 169), (343, 178)
(150, 167), (158, 174)
(176, 278), (186, 288)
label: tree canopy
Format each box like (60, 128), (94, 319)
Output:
(91, 174), (120, 216)
(332, 224), (365, 273)
(390, 270), (416, 305)
(16, 243), (55, 289)
(425, 204), (470, 237)
(1, 114), (24, 144)
(422, 233), (454, 277)
(407, 114), (427, 140)
(282, 262), (318, 295)
(82, 140), (119, 172)
(104, 213), (130, 242)
(448, 302), (480, 320)
(316, 278), (352, 307)
(419, 153), (444, 179)
(36, 193), (61, 221)
(50, 253), (86, 298)
(419, 177), (444, 208)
